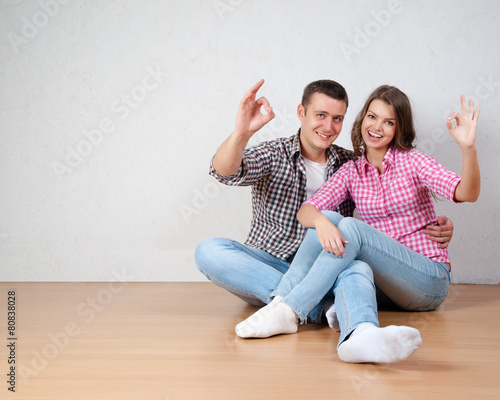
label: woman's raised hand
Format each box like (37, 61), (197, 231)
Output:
(446, 95), (480, 150)
(447, 95), (481, 203)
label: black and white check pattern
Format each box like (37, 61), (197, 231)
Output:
(209, 131), (355, 261)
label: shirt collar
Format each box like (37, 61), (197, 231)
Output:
(359, 146), (396, 174)
(293, 129), (339, 166)
(384, 146), (396, 167)
(291, 130), (302, 159)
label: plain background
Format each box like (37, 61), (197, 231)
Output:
(0, 0), (499, 283)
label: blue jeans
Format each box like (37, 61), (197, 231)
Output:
(273, 211), (451, 344)
(195, 238), (333, 323)
(195, 238), (290, 307)
(195, 212), (376, 323)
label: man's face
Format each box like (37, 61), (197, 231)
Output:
(297, 92), (347, 162)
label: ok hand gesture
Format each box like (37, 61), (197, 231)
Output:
(234, 79), (275, 140)
(447, 95), (480, 150)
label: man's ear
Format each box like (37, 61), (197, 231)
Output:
(297, 104), (305, 121)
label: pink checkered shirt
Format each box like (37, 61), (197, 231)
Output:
(305, 147), (462, 264)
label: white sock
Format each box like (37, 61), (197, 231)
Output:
(240, 295), (283, 325)
(235, 299), (298, 338)
(324, 299), (340, 332)
(234, 296), (281, 338)
(337, 322), (422, 363)
(268, 295), (283, 307)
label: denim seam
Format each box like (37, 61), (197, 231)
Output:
(337, 279), (374, 348)
(404, 291), (449, 311)
(202, 271), (268, 304)
(360, 242), (446, 282)
(348, 219), (448, 283)
(337, 279), (351, 346)
(229, 240), (289, 270)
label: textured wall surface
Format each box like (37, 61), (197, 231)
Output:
(0, 0), (499, 283)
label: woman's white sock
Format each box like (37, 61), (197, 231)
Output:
(337, 322), (422, 363)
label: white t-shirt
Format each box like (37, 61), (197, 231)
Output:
(303, 157), (328, 200)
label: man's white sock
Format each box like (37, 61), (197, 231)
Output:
(235, 299), (298, 338)
(324, 299), (340, 332)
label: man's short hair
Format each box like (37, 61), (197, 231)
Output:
(301, 80), (349, 110)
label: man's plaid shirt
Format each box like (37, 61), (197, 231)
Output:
(209, 131), (355, 261)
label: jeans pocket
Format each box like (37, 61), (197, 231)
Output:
(404, 292), (448, 311)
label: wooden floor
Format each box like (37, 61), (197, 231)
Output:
(0, 282), (499, 400)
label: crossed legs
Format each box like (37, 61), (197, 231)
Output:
(235, 212), (449, 363)
(195, 237), (329, 323)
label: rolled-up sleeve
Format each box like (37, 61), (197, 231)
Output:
(208, 142), (275, 186)
(208, 156), (246, 186)
(412, 150), (462, 203)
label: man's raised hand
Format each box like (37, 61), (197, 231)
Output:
(234, 79), (275, 140)
(423, 215), (454, 249)
(212, 79), (275, 176)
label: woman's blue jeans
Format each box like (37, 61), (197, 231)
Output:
(272, 211), (451, 344)
(195, 237), (333, 322)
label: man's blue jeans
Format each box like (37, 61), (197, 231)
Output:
(195, 212), (377, 325)
(272, 211), (451, 344)
(195, 237), (290, 307)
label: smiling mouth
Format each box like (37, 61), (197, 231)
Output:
(317, 132), (332, 139)
(368, 131), (382, 139)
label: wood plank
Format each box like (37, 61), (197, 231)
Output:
(1, 282), (499, 399)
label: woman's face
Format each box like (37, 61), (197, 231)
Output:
(361, 99), (397, 155)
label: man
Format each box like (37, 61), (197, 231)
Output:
(195, 79), (453, 328)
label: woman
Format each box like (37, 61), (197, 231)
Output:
(235, 85), (480, 363)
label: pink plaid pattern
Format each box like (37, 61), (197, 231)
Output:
(305, 147), (462, 264)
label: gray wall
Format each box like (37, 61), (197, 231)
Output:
(1, 0), (499, 283)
